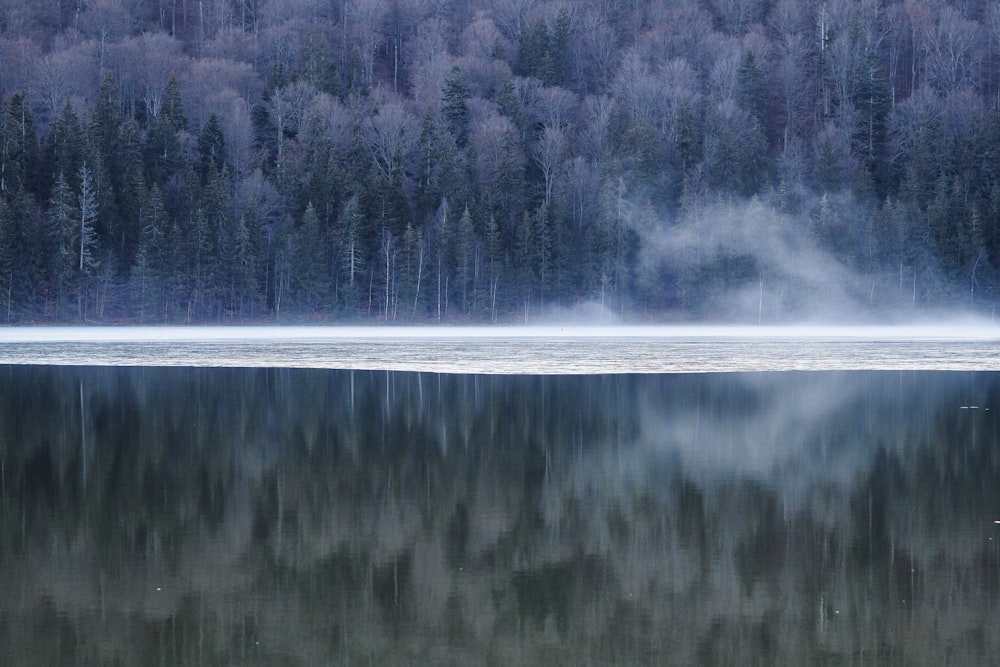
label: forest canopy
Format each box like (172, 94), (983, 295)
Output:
(1, 0), (999, 323)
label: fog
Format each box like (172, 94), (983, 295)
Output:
(0, 324), (998, 372)
(638, 194), (971, 323)
(0, 322), (998, 342)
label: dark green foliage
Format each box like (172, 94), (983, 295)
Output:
(852, 49), (891, 183)
(43, 101), (84, 195)
(442, 67), (471, 148)
(736, 52), (768, 128)
(0, 92), (37, 197)
(4, 2), (1000, 321)
(197, 114), (227, 181)
(293, 202), (329, 313)
(515, 20), (551, 82)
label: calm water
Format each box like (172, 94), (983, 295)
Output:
(1, 362), (999, 665)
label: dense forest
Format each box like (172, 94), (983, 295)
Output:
(1, 0), (1000, 323)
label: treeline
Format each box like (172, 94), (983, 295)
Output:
(2, 0), (1000, 322)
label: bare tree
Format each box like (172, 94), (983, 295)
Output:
(576, 7), (616, 89)
(771, 0), (810, 148)
(711, 0), (768, 35)
(32, 43), (98, 122)
(363, 94), (416, 180)
(614, 49), (665, 124)
(562, 155), (598, 233)
(348, 0), (387, 90)
(268, 79), (317, 165)
(921, 5), (983, 93)
(471, 110), (518, 191)
(77, 0), (134, 76)
(533, 124), (565, 210)
(183, 56), (261, 127)
(578, 93), (613, 162)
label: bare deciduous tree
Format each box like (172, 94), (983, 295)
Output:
(363, 93), (417, 180)
(533, 124), (564, 209)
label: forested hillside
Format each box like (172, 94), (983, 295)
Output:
(1, 0), (999, 323)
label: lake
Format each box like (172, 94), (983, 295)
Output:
(1, 328), (999, 665)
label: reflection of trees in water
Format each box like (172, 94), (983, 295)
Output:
(0, 367), (999, 664)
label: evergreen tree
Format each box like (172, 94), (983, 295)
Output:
(197, 114), (227, 181)
(0, 197), (12, 320)
(483, 214), (503, 321)
(301, 31), (341, 96)
(852, 48), (891, 188)
(294, 201), (329, 313)
(144, 74), (188, 187)
(442, 67), (471, 147)
(515, 19), (551, 82)
(113, 118), (145, 270)
(132, 184), (168, 322)
(0, 92), (37, 198)
(736, 52), (768, 129)
(48, 171), (76, 316)
(454, 206), (476, 314)
(337, 195), (365, 314)
(549, 8), (572, 87)
(43, 100), (84, 195)
(160, 73), (188, 133)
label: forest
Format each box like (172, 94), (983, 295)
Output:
(1, 0), (1000, 323)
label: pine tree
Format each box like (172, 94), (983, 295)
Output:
(43, 100), (84, 195)
(144, 74), (188, 187)
(295, 201), (328, 313)
(132, 184), (167, 321)
(338, 195), (365, 314)
(114, 118), (145, 270)
(48, 171), (76, 315)
(549, 8), (572, 87)
(197, 114), (227, 181)
(483, 214), (503, 321)
(442, 67), (471, 147)
(161, 73), (187, 132)
(0, 92), (37, 198)
(0, 197), (12, 320)
(454, 206), (476, 314)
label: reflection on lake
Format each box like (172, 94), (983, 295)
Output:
(1, 367), (999, 665)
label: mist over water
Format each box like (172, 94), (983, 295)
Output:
(637, 195), (993, 324)
(0, 324), (998, 372)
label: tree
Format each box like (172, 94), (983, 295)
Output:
(363, 97), (416, 183)
(0, 91), (37, 198)
(47, 171), (76, 315)
(144, 74), (187, 186)
(453, 206), (476, 315)
(43, 100), (84, 195)
(533, 125), (565, 211)
(197, 113), (227, 180)
(75, 162), (100, 319)
(132, 183), (167, 322)
(442, 66), (471, 147)
(294, 201), (329, 313)
(852, 47), (891, 185)
(400, 219), (427, 320)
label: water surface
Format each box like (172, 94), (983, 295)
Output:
(1, 366), (999, 665)
(0, 325), (998, 372)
